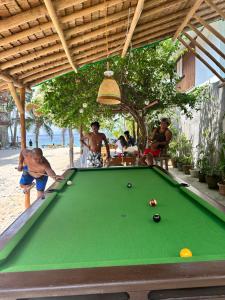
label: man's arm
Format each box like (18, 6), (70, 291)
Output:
(103, 134), (110, 159)
(43, 157), (64, 180)
(18, 149), (30, 171)
(80, 133), (90, 149)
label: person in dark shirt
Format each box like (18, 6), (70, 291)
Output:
(124, 131), (135, 147)
(141, 118), (172, 166)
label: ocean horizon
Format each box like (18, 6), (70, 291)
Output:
(13, 131), (81, 147)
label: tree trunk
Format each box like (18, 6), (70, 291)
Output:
(132, 121), (136, 143)
(35, 124), (39, 148)
(69, 128), (74, 168)
(12, 110), (19, 146)
(61, 128), (66, 147)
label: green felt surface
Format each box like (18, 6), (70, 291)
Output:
(1, 167), (225, 273)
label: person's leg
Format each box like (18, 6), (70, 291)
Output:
(36, 176), (48, 199)
(145, 153), (154, 166)
(19, 166), (34, 193)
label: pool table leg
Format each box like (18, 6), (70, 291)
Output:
(128, 290), (149, 299)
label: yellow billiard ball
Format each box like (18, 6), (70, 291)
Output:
(179, 248), (192, 258)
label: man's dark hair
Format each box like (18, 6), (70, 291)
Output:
(124, 131), (130, 136)
(32, 148), (43, 157)
(161, 118), (170, 126)
(91, 121), (100, 128)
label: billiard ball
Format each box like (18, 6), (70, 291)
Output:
(127, 183), (132, 188)
(153, 214), (161, 222)
(179, 248), (192, 258)
(67, 180), (72, 185)
(149, 199), (157, 207)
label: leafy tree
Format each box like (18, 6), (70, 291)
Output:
(26, 110), (53, 148)
(40, 39), (200, 150)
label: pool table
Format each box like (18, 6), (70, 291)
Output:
(1, 166), (225, 300)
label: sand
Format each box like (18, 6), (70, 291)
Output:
(0, 147), (81, 234)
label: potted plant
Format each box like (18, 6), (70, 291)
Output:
(205, 165), (221, 189)
(189, 166), (199, 178)
(182, 155), (193, 175)
(218, 135), (225, 195)
(197, 153), (208, 183)
(177, 156), (184, 171)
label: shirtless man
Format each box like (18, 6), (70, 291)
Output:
(18, 148), (64, 199)
(80, 121), (110, 167)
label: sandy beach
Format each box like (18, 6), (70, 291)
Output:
(0, 147), (81, 234)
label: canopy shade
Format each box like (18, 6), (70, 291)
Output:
(0, 0), (224, 92)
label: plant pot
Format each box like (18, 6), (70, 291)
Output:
(183, 165), (192, 175)
(190, 169), (199, 178)
(199, 172), (206, 183)
(177, 162), (183, 171)
(206, 175), (220, 189)
(218, 182), (225, 196)
(171, 158), (177, 168)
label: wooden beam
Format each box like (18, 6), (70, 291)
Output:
(204, 0), (225, 19)
(0, 0), (123, 35)
(194, 14), (225, 44)
(13, 19), (179, 76)
(188, 23), (225, 59)
(173, 0), (204, 40)
(184, 31), (225, 73)
(19, 87), (26, 150)
(178, 36), (225, 82)
(0, 0), (219, 66)
(43, 0), (77, 72)
(7, 82), (24, 113)
(121, 0), (145, 58)
(0, 72), (23, 88)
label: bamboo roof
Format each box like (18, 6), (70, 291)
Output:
(0, 0), (224, 92)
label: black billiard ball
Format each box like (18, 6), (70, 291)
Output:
(127, 183), (132, 188)
(153, 214), (161, 223)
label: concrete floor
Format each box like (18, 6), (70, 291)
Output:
(169, 167), (225, 206)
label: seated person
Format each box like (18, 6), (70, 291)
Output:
(18, 148), (64, 199)
(141, 118), (172, 166)
(124, 130), (135, 147)
(115, 135), (128, 156)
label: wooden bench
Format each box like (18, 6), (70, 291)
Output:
(106, 156), (137, 167)
(153, 148), (170, 171)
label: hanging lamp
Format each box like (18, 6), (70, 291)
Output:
(97, 1), (121, 105)
(97, 70), (121, 105)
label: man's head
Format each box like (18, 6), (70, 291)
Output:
(91, 121), (100, 133)
(160, 118), (170, 130)
(31, 148), (43, 163)
(124, 131), (130, 138)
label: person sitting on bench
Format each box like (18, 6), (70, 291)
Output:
(141, 118), (172, 166)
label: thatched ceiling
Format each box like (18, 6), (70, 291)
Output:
(0, 0), (224, 92)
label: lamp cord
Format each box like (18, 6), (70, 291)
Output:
(104, 0), (110, 70)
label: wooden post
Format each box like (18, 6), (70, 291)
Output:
(19, 87), (26, 150)
(69, 128), (74, 168)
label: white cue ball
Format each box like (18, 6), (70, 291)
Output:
(67, 180), (72, 185)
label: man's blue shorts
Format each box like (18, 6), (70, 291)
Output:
(19, 166), (48, 191)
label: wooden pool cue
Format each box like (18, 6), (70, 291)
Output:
(24, 183), (35, 209)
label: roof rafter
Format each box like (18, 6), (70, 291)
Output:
(121, 0), (145, 57)
(173, 0), (204, 40)
(43, 0), (77, 72)
(178, 36), (225, 82)
(204, 0), (225, 19)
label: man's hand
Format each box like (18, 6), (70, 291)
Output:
(54, 175), (64, 181)
(17, 164), (23, 172)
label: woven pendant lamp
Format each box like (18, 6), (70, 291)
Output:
(97, 70), (121, 105)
